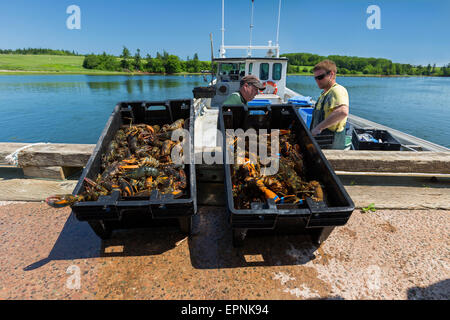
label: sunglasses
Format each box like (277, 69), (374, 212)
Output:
(314, 71), (331, 81)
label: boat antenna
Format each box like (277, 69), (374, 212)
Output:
(210, 33), (214, 82)
(220, 0), (225, 58)
(276, 0), (281, 49)
(248, 0), (255, 57)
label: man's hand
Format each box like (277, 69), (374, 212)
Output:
(311, 126), (322, 136)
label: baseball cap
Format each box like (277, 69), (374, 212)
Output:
(240, 75), (265, 90)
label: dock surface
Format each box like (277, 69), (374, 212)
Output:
(1, 143), (449, 300)
(0, 201), (448, 300)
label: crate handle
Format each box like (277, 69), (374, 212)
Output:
(147, 105), (167, 111)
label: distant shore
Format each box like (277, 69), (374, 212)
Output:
(0, 69), (439, 78)
(287, 72), (436, 78)
(0, 69), (207, 76)
(1, 53), (447, 77)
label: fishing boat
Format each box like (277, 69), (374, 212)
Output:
(193, 0), (450, 153)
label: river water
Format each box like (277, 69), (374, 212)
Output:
(0, 75), (449, 147)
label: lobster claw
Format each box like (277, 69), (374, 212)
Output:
(45, 194), (82, 208)
(119, 178), (136, 197)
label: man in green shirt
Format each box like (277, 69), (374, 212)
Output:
(310, 59), (349, 149)
(223, 75), (265, 106)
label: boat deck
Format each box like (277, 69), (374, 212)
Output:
(348, 114), (449, 152)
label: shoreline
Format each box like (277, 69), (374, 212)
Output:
(0, 70), (207, 76)
(287, 73), (445, 78)
(0, 69), (446, 78)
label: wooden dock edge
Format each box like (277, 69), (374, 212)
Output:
(1, 143), (450, 179)
(0, 143), (94, 180)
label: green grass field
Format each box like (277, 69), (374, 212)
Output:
(0, 54), (126, 74)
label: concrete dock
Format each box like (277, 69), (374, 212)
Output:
(0, 201), (448, 300)
(0, 143), (449, 300)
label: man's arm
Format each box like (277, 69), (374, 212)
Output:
(311, 104), (349, 135)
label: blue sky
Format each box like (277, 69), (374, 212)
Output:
(0, 0), (449, 66)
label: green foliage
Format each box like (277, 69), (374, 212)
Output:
(362, 64), (374, 74)
(2, 47), (448, 77)
(120, 46), (132, 70)
(282, 52), (448, 76)
(146, 57), (165, 73)
(0, 50), (205, 74)
(165, 55), (182, 74)
(0, 48), (79, 56)
(361, 203), (376, 213)
(121, 46), (130, 59)
(82, 54), (100, 69)
(133, 49), (143, 71)
(287, 64), (297, 73)
(185, 53), (201, 73)
(83, 52), (120, 71)
(442, 63), (450, 76)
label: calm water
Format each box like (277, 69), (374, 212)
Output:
(0, 75), (449, 147)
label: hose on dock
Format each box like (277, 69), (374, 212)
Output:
(5, 142), (49, 166)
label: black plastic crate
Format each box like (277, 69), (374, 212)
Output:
(314, 130), (335, 149)
(219, 104), (355, 246)
(71, 99), (197, 239)
(193, 86), (216, 99)
(352, 128), (401, 150)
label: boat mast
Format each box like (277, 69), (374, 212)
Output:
(248, 0), (255, 57)
(220, 0), (225, 58)
(276, 0), (281, 52)
(219, 0), (280, 58)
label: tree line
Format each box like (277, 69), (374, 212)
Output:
(0, 48), (80, 56)
(3, 47), (448, 76)
(282, 52), (450, 76)
(82, 46), (211, 74)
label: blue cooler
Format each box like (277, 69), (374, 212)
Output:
(248, 99), (272, 106)
(298, 107), (314, 129)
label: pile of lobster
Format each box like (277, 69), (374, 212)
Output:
(229, 129), (324, 209)
(46, 119), (188, 208)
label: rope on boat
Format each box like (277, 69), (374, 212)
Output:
(5, 142), (50, 166)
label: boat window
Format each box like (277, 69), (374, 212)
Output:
(219, 63), (239, 76)
(273, 63), (282, 80)
(248, 63), (253, 75)
(239, 63), (246, 77)
(260, 63), (269, 80)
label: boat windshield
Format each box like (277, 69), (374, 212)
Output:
(219, 63), (246, 79)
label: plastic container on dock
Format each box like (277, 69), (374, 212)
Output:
(71, 99), (197, 239)
(219, 104), (355, 246)
(352, 128), (401, 151)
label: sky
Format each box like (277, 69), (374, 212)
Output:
(0, 0), (449, 66)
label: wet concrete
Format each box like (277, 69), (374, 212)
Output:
(0, 202), (449, 300)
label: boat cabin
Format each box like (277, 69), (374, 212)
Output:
(211, 57), (288, 107)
